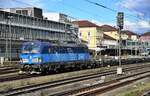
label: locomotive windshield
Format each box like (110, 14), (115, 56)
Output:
(22, 43), (40, 53)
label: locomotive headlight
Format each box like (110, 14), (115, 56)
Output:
(32, 58), (39, 63)
(32, 58), (41, 63)
(22, 59), (29, 63)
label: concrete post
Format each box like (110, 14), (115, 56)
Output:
(0, 57), (4, 66)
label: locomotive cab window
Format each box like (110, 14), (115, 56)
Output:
(22, 44), (40, 53)
(67, 47), (73, 53)
(48, 48), (51, 53)
(42, 46), (49, 54)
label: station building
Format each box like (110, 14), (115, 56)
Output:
(74, 21), (142, 57)
(0, 7), (78, 60)
(139, 32), (150, 54)
(122, 30), (139, 56)
(99, 25), (128, 40)
(73, 20), (103, 50)
(102, 34), (118, 49)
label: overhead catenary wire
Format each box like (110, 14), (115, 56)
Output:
(11, 0), (34, 7)
(59, 1), (116, 22)
(85, 0), (117, 12)
(84, 0), (149, 22)
(61, 2), (102, 21)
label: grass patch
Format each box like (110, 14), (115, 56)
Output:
(116, 79), (150, 96)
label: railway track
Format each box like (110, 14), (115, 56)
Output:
(0, 62), (148, 81)
(55, 70), (150, 96)
(0, 74), (38, 82)
(1, 63), (150, 96)
(0, 58), (149, 83)
(0, 69), (19, 75)
(0, 62), (149, 83)
(0, 66), (19, 75)
(0, 67), (15, 71)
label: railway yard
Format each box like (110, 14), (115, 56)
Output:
(0, 0), (150, 95)
(0, 57), (150, 96)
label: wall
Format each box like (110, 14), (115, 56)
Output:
(104, 31), (128, 40)
(79, 27), (97, 48)
(104, 31), (120, 40)
(131, 35), (138, 41)
(102, 39), (118, 48)
(140, 36), (150, 42)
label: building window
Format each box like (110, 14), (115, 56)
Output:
(16, 10), (21, 14)
(16, 10), (28, 16)
(88, 32), (90, 36)
(79, 32), (82, 36)
(22, 10), (28, 15)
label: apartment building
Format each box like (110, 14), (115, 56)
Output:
(73, 20), (103, 50)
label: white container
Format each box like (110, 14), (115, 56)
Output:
(117, 67), (122, 75)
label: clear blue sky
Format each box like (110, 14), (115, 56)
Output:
(1, 0), (150, 34)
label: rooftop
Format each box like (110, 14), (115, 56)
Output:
(73, 20), (100, 28)
(122, 30), (139, 36)
(104, 34), (116, 40)
(141, 32), (150, 36)
(99, 25), (117, 32)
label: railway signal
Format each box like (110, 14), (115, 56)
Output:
(117, 12), (124, 75)
(117, 12), (124, 29)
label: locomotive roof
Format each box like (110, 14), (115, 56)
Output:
(23, 41), (87, 48)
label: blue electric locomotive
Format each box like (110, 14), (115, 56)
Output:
(19, 41), (91, 73)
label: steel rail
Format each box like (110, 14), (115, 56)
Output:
(55, 70), (150, 96)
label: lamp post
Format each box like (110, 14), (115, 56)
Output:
(8, 15), (13, 63)
(5, 14), (13, 62)
(5, 19), (9, 61)
(118, 27), (121, 67)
